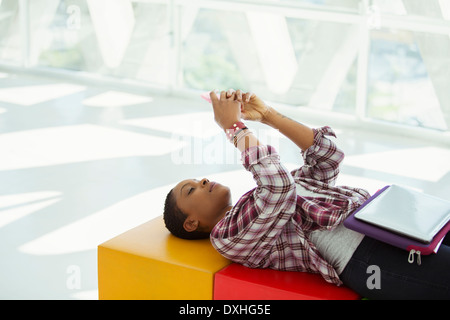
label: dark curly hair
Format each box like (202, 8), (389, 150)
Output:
(163, 188), (210, 240)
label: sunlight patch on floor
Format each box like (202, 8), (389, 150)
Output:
(18, 184), (173, 256)
(344, 146), (450, 183)
(82, 90), (153, 107)
(0, 83), (85, 106)
(0, 191), (62, 229)
(120, 111), (221, 138)
(0, 124), (187, 171)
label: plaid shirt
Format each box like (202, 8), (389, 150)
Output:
(210, 126), (370, 285)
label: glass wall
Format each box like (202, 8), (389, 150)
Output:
(368, 28), (449, 130)
(180, 8), (358, 114)
(0, 0), (449, 132)
(0, 1), (22, 64)
(27, 0), (171, 86)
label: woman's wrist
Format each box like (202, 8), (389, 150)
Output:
(261, 107), (278, 127)
(224, 121), (247, 138)
(223, 121), (260, 151)
(235, 129), (260, 152)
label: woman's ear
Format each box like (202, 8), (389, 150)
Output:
(183, 217), (199, 232)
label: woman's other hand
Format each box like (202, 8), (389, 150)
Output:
(210, 90), (242, 130)
(235, 90), (270, 123)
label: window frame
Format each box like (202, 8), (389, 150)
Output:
(0, 0), (448, 144)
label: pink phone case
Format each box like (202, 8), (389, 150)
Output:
(201, 92), (220, 103)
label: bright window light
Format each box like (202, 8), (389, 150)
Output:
(18, 184), (173, 255)
(1, 0), (450, 133)
(0, 124), (187, 171)
(0, 192), (61, 229)
(82, 91), (153, 108)
(439, 0), (450, 20)
(86, 0), (135, 68)
(120, 111), (221, 138)
(0, 83), (85, 106)
(246, 12), (297, 94)
(344, 147), (450, 183)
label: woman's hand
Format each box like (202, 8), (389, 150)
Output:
(232, 90), (271, 123)
(220, 89), (313, 151)
(210, 90), (242, 130)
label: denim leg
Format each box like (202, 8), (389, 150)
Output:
(340, 236), (450, 300)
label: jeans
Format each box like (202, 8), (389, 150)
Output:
(340, 235), (450, 300)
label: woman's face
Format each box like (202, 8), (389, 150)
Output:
(173, 178), (232, 233)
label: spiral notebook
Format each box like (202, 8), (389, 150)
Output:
(344, 185), (450, 254)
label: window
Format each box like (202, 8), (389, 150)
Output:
(0, 1), (22, 64)
(368, 28), (449, 130)
(180, 7), (358, 114)
(28, 0), (171, 86)
(1, 0), (449, 134)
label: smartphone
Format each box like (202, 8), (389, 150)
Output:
(200, 92), (220, 103)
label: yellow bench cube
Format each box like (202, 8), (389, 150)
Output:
(98, 216), (231, 300)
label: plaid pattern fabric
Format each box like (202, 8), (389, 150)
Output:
(210, 126), (371, 285)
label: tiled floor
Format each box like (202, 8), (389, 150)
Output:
(1, 71), (449, 299)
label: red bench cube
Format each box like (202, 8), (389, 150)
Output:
(214, 263), (360, 300)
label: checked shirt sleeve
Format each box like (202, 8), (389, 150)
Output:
(291, 126), (344, 186)
(241, 145), (297, 222)
(210, 145), (298, 268)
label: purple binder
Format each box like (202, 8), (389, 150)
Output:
(344, 186), (449, 255)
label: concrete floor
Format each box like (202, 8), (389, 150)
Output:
(0, 71), (449, 299)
